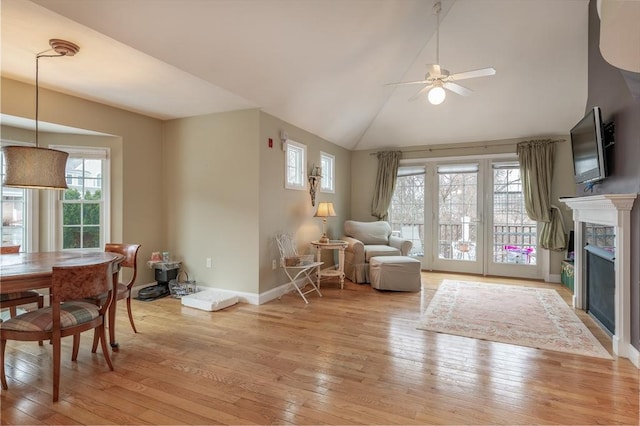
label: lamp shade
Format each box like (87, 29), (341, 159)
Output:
(314, 202), (336, 218)
(2, 146), (69, 190)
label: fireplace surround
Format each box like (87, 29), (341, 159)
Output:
(561, 193), (637, 367)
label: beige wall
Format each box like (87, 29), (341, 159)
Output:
(258, 112), (351, 293)
(350, 136), (575, 277)
(162, 110), (261, 293)
(1, 77), (164, 284)
(161, 110), (351, 296)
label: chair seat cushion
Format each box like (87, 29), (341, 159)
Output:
(0, 301), (100, 332)
(0, 291), (41, 302)
(364, 245), (401, 262)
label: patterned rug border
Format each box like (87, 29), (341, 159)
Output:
(417, 280), (612, 359)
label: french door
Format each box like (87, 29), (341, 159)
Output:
(390, 157), (541, 279)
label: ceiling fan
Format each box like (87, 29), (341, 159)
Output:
(387, 1), (496, 105)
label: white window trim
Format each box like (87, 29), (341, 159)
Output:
(48, 145), (110, 251)
(284, 139), (307, 191)
(320, 151), (335, 193)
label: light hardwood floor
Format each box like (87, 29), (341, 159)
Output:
(1, 272), (638, 425)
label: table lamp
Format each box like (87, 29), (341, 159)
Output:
(314, 202), (336, 243)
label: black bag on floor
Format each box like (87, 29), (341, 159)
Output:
(136, 283), (170, 301)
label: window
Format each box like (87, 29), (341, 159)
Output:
(492, 162), (537, 265)
(389, 166), (425, 256)
(320, 151), (335, 193)
(0, 142), (37, 251)
(285, 140), (306, 190)
(53, 146), (109, 250)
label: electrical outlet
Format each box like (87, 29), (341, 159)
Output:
(272, 259), (277, 270)
(206, 258), (212, 268)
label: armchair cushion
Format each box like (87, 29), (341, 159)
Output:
(344, 220), (391, 245)
(364, 245), (401, 262)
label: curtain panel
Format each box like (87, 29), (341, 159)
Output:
(516, 139), (567, 251)
(371, 151), (402, 220)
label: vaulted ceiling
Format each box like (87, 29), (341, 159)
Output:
(1, 0), (589, 151)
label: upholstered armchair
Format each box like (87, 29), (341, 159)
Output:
(342, 220), (412, 283)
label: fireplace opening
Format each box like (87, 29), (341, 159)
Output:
(585, 244), (615, 335)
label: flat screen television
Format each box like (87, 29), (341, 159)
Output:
(570, 106), (608, 184)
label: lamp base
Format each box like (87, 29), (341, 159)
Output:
(319, 235), (329, 244)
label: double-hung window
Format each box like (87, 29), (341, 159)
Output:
(320, 151), (335, 193)
(285, 140), (306, 190)
(0, 141), (38, 252)
(52, 146), (110, 250)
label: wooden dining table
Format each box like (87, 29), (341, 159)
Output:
(0, 250), (125, 350)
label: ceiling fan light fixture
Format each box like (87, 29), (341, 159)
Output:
(428, 85), (446, 105)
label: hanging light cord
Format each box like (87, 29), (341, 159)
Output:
(34, 51), (66, 148)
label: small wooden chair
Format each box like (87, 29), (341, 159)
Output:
(0, 260), (116, 402)
(0, 245), (44, 331)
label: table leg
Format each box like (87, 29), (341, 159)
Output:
(338, 246), (345, 289)
(316, 245), (322, 289)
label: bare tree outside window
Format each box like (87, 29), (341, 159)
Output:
(389, 169), (424, 256)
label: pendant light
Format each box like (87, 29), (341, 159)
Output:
(2, 39), (80, 190)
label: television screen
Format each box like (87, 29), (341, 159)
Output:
(570, 106), (607, 184)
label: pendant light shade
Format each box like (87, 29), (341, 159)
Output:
(2, 146), (69, 190)
(1, 39), (79, 191)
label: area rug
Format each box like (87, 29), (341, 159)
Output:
(417, 280), (612, 359)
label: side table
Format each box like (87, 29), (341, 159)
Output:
(310, 240), (348, 289)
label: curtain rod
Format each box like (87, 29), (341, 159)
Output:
(368, 139), (566, 156)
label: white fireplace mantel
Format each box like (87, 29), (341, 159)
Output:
(560, 193), (638, 367)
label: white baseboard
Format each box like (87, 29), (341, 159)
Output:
(547, 273), (561, 284)
(627, 344), (640, 369)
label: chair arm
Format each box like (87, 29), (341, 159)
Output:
(342, 236), (365, 263)
(389, 236), (413, 256)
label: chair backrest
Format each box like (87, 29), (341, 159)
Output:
(344, 220), (391, 245)
(276, 233), (298, 260)
(51, 260), (114, 307)
(105, 243), (141, 289)
(0, 245), (20, 254)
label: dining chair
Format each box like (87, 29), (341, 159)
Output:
(0, 245), (44, 333)
(90, 243), (141, 352)
(0, 260), (115, 402)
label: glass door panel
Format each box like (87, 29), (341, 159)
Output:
(389, 168), (425, 257)
(487, 162), (539, 278)
(432, 163), (483, 274)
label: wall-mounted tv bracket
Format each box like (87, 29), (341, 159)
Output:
(603, 121), (615, 148)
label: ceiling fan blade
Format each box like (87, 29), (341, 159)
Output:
(443, 82), (473, 96)
(449, 67), (496, 81)
(427, 64), (442, 77)
(408, 84), (433, 101)
(385, 79), (430, 86)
